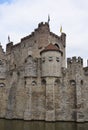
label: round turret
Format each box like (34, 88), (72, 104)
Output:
(40, 43), (63, 77)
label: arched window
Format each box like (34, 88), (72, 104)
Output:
(70, 80), (76, 86)
(17, 71), (20, 76)
(25, 55), (33, 63)
(32, 81), (37, 86)
(28, 55), (32, 58)
(81, 80), (83, 85)
(41, 79), (46, 86)
(10, 71), (13, 76)
(14, 64), (16, 68)
(0, 83), (5, 87)
(0, 60), (3, 65)
(24, 80), (26, 85)
(54, 79), (60, 86)
(54, 44), (60, 49)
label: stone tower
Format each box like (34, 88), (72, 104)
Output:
(40, 43), (63, 77)
(40, 43), (63, 121)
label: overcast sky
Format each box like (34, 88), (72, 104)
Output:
(0, 0), (88, 65)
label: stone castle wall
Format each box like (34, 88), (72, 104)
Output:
(0, 22), (88, 122)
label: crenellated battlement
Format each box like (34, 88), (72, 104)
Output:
(67, 56), (83, 65)
(38, 22), (49, 28)
(21, 22), (50, 42)
(60, 32), (66, 47)
(0, 44), (5, 55)
(50, 32), (60, 40)
(6, 42), (13, 54)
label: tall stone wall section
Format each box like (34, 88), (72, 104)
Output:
(0, 22), (88, 122)
(82, 67), (88, 121)
(0, 45), (7, 118)
(67, 57), (85, 122)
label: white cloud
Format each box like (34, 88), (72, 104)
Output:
(0, 0), (88, 66)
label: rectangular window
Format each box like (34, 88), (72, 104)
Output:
(56, 57), (59, 62)
(49, 57), (53, 61)
(42, 57), (45, 62)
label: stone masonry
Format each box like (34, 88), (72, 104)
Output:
(0, 22), (88, 122)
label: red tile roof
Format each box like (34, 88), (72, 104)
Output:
(45, 43), (59, 50)
(40, 43), (62, 54)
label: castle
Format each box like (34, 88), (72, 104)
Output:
(0, 22), (88, 122)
